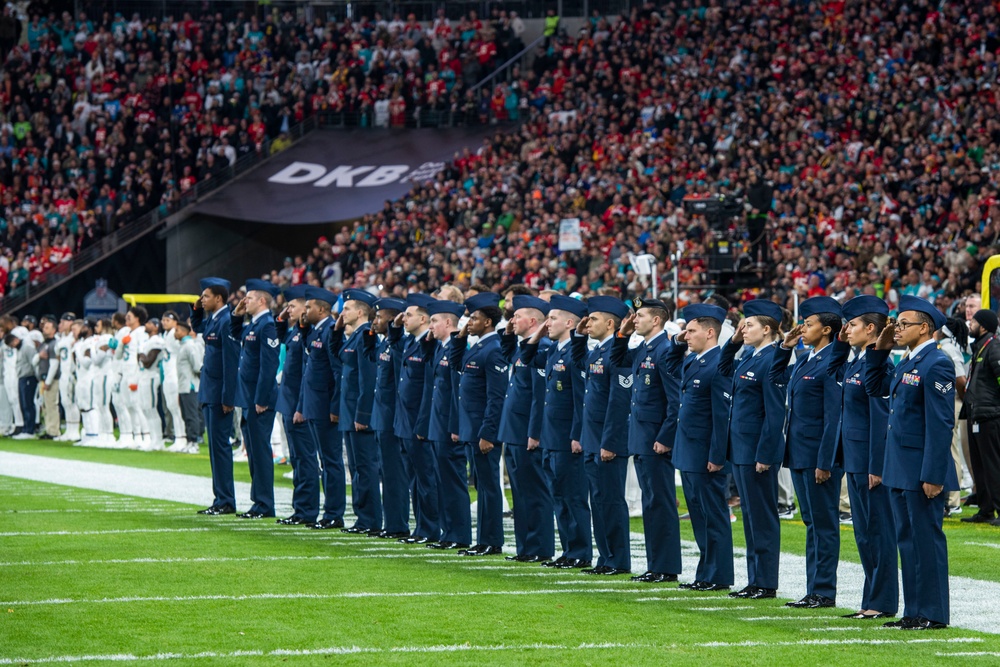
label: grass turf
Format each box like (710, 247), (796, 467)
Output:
(1, 440), (999, 665)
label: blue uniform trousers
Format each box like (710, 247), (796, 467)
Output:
(544, 450), (592, 561)
(731, 464), (780, 590)
(309, 418), (345, 522)
(506, 444), (553, 558)
(791, 466), (844, 600)
(240, 408), (276, 515)
(18, 377), (37, 434)
(503, 444), (524, 554)
(681, 470), (734, 585)
(346, 430), (382, 530)
(203, 404), (236, 509)
(404, 438), (440, 540)
(283, 414), (318, 521)
(376, 429), (410, 534)
(847, 472), (898, 613)
(586, 453), (630, 570)
(437, 440), (472, 544)
(892, 488), (949, 624)
(633, 453), (681, 574)
(471, 444), (504, 547)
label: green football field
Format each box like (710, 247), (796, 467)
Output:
(1, 438), (999, 666)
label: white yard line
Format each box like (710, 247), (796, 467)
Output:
(0, 588), (658, 607)
(2, 450), (1000, 634)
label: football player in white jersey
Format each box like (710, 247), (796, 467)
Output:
(108, 312), (134, 447)
(54, 313), (81, 441)
(114, 307), (150, 447)
(73, 321), (98, 446)
(91, 319), (117, 447)
(159, 311), (187, 452)
(137, 318), (166, 451)
(1, 314), (23, 436)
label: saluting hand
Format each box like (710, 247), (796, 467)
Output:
(837, 327), (850, 344)
(393, 312), (405, 328)
(619, 313), (636, 337)
(335, 313), (346, 331)
(675, 330), (688, 344)
(233, 297), (249, 317)
(576, 315), (590, 336)
(732, 318), (746, 345)
(782, 324), (803, 349)
(277, 305), (290, 321)
(875, 321), (896, 351)
(457, 321), (469, 338)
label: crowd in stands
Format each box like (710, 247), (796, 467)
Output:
(0, 2), (523, 300)
(257, 0), (998, 319)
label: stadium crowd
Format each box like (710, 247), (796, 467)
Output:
(0, 3), (522, 299)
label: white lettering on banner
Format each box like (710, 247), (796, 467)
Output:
(267, 162), (328, 185)
(356, 165), (410, 187)
(313, 166), (376, 187)
(267, 162), (448, 188)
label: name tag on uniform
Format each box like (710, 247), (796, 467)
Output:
(901, 372), (921, 386)
(973, 422), (980, 434)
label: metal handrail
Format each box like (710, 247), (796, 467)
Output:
(470, 34), (545, 94)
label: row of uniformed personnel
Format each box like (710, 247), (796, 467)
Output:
(190, 276), (957, 629)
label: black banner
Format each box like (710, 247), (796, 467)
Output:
(194, 128), (492, 225)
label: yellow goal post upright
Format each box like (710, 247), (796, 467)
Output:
(981, 255), (1000, 313)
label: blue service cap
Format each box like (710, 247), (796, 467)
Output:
(898, 295), (947, 330)
(683, 303), (726, 323)
(511, 295), (551, 316)
(743, 299), (783, 322)
(199, 277), (231, 291)
(343, 289), (378, 307)
(842, 295), (889, 322)
(406, 293), (436, 310)
(632, 296), (669, 312)
(586, 295), (630, 320)
(426, 300), (466, 318)
(374, 297), (406, 313)
(304, 286), (337, 306)
(549, 294), (588, 319)
(245, 278), (279, 297)
(799, 296), (842, 320)
(465, 292), (501, 313)
(284, 285), (309, 301)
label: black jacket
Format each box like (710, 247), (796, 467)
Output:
(962, 334), (1000, 422)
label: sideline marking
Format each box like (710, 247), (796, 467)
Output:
(0, 528), (212, 537)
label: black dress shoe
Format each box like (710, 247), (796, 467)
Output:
(400, 536), (432, 544)
(505, 554), (527, 561)
(631, 571), (676, 582)
(206, 505), (236, 515)
(843, 611), (894, 620)
(604, 568), (631, 576)
(341, 526), (367, 534)
(459, 544), (500, 556)
(522, 555), (549, 563)
(693, 582), (731, 592)
(631, 571), (657, 582)
(806, 595), (835, 608)
(884, 617), (918, 629)
(748, 587), (776, 599)
(581, 566), (613, 575)
(428, 541), (456, 550)
(785, 595), (814, 608)
(237, 511), (273, 519)
(276, 516), (314, 526)
(729, 585), (756, 598)
(197, 506), (219, 515)
(905, 617), (947, 630)
(377, 531), (410, 539)
(961, 513), (995, 523)
(678, 581), (703, 589)
(310, 519), (345, 530)
(542, 556), (569, 568)
(556, 558), (592, 569)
